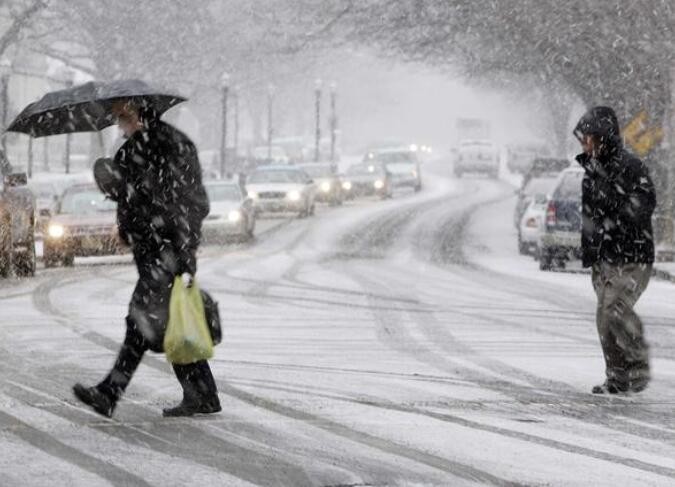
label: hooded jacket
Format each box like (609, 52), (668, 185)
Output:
(574, 107), (656, 267)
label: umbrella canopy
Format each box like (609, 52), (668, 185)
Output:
(7, 79), (186, 138)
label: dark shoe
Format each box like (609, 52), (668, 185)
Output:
(629, 369), (650, 393)
(73, 383), (116, 418)
(162, 398), (221, 417)
(592, 380), (629, 394)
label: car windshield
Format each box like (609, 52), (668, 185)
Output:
(556, 172), (583, 199)
(386, 162), (416, 174)
(372, 152), (415, 164)
(347, 164), (383, 176)
(523, 177), (557, 196)
(248, 170), (305, 184)
(206, 184), (242, 202)
(60, 189), (116, 214)
(300, 165), (333, 178)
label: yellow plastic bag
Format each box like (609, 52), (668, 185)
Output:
(164, 277), (214, 364)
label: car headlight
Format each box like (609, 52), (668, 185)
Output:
(228, 210), (242, 223)
(374, 180), (385, 189)
(287, 190), (301, 201)
(248, 191), (259, 200)
(320, 181), (331, 193)
(48, 224), (65, 239)
(342, 181), (352, 191)
(412, 170), (418, 178)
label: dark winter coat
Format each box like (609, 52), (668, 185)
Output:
(574, 107), (656, 268)
(107, 120), (209, 350)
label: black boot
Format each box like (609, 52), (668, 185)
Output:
(73, 383), (116, 418)
(164, 361), (221, 417)
(591, 380), (629, 395)
(162, 397), (221, 417)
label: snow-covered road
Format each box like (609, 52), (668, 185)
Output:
(1, 161), (675, 486)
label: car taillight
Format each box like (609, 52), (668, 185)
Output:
(546, 201), (557, 226)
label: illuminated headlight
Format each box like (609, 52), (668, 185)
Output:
(248, 191), (259, 200)
(368, 165), (375, 173)
(287, 190), (301, 201)
(228, 210), (242, 223)
(48, 224), (65, 239)
(409, 144), (418, 152)
(374, 180), (385, 189)
(320, 181), (331, 193)
(342, 181), (352, 191)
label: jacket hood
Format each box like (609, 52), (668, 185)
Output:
(573, 106), (622, 152)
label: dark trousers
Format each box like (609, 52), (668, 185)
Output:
(98, 317), (218, 404)
(591, 262), (651, 386)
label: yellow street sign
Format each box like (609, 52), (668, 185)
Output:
(623, 111), (663, 157)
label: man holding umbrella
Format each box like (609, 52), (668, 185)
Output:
(9, 81), (221, 417)
(71, 98), (221, 417)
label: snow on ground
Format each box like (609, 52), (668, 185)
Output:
(1, 160), (675, 486)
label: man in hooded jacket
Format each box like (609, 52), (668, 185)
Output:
(574, 106), (655, 394)
(73, 99), (221, 417)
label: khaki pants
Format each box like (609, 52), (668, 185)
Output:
(591, 262), (651, 386)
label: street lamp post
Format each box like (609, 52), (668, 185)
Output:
(233, 87), (239, 170)
(220, 72), (230, 179)
(267, 84), (275, 161)
(314, 79), (322, 162)
(329, 82), (337, 168)
(60, 68), (75, 174)
(0, 58), (12, 156)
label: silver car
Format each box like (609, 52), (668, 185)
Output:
(203, 181), (256, 242)
(246, 166), (316, 217)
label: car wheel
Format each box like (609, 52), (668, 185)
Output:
(63, 254), (75, 267)
(518, 238), (529, 255)
(414, 184), (422, 192)
(14, 239), (36, 277)
(539, 247), (554, 271)
(309, 203), (316, 216)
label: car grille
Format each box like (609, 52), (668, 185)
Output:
(259, 191), (286, 199)
(69, 225), (115, 236)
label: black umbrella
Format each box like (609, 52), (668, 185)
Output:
(7, 79), (186, 138)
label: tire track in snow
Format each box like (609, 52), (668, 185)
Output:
(24, 270), (517, 486)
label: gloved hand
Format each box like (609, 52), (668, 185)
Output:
(181, 272), (194, 288)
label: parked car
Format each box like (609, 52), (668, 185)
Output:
(246, 165), (316, 217)
(203, 181), (256, 242)
(0, 172), (36, 277)
(28, 181), (59, 235)
(522, 158), (570, 186)
(365, 147), (422, 192)
(538, 168), (585, 271)
(44, 184), (124, 267)
(341, 163), (392, 200)
(518, 197), (549, 257)
(454, 140), (499, 178)
(296, 162), (343, 206)
(514, 174), (560, 253)
(506, 143), (551, 174)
